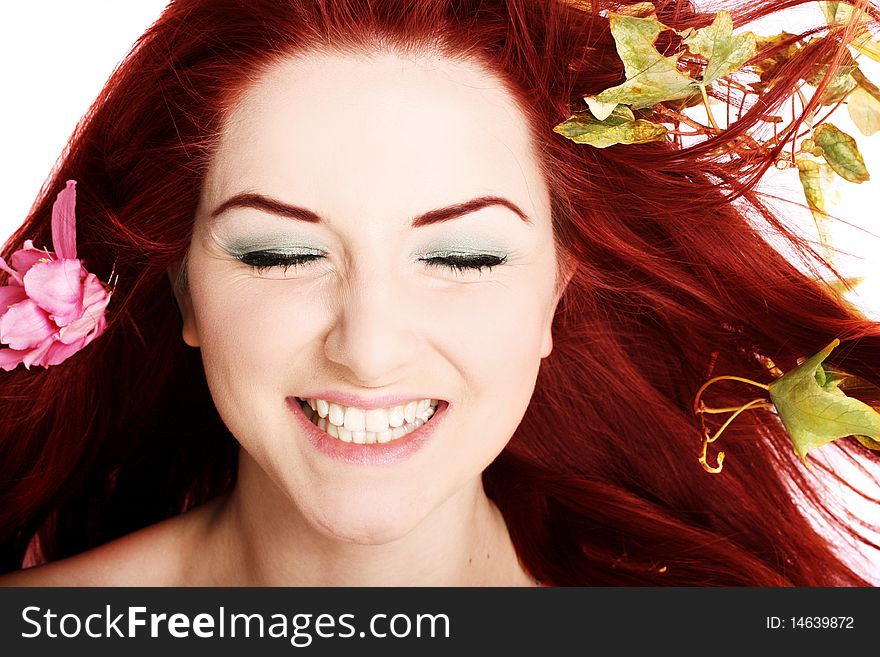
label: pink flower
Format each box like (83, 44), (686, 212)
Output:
(0, 180), (112, 371)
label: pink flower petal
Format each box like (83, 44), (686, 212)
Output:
(42, 335), (89, 366)
(0, 284), (27, 311)
(0, 347), (30, 371)
(0, 299), (55, 350)
(11, 240), (54, 276)
(22, 336), (55, 369)
(22, 259), (85, 325)
(58, 276), (111, 344)
(51, 180), (78, 260)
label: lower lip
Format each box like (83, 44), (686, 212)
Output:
(286, 397), (449, 466)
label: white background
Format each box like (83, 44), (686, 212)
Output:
(1, 2), (878, 581)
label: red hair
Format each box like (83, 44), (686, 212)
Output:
(2, 0), (879, 585)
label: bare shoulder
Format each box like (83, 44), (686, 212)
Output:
(0, 497), (224, 587)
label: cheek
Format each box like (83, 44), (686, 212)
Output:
(190, 274), (327, 391)
(434, 280), (550, 401)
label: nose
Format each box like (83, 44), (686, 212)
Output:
(323, 266), (420, 386)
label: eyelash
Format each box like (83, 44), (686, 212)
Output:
(238, 251), (507, 274)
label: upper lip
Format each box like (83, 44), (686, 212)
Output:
(295, 391), (445, 410)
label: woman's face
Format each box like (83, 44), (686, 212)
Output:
(179, 50), (565, 544)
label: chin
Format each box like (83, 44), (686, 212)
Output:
(306, 496), (426, 546)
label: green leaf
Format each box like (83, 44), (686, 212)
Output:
(820, 0), (880, 63)
(847, 85), (880, 136)
(796, 156), (838, 262)
(553, 106), (668, 148)
(820, 1), (852, 25)
(812, 123), (870, 183)
(807, 63), (858, 106)
(593, 13), (698, 110)
(796, 156), (839, 217)
(584, 96), (620, 121)
(681, 10), (757, 85)
(768, 339), (880, 461)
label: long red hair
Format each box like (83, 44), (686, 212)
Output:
(2, 0), (879, 585)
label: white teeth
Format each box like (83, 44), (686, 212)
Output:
(365, 408), (390, 432)
(343, 407), (366, 432)
(301, 397), (442, 445)
(388, 405), (405, 428)
(328, 402), (345, 427)
(403, 401), (417, 423)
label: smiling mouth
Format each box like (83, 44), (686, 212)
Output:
(295, 397), (440, 444)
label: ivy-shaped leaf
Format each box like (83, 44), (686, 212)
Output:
(768, 338), (880, 461)
(553, 106), (668, 148)
(592, 13), (698, 110)
(812, 123), (870, 183)
(680, 10), (757, 86)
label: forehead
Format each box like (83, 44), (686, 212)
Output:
(202, 49), (549, 223)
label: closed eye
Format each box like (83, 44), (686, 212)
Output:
(238, 251), (323, 274)
(419, 253), (507, 274)
(238, 250), (508, 275)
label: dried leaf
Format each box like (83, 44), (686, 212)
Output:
(768, 339), (880, 461)
(796, 155), (838, 262)
(613, 2), (657, 18)
(847, 85), (880, 136)
(593, 13), (698, 109)
(855, 435), (880, 450)
(820, 0), (880, 62)
(829, 275), (865, 293)
(821, 1), (854, 26)
(807, 63), (858, 105)
(812, 123), (870, 183)
(584, 96), (620, 121)
(752, 32), (803, 83)
(681, 10), (757, 85)
(796, 156), (840, 216)
(553, 106), (668, 148)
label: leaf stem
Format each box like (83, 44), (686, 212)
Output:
(698, 403), (774, 414)
(705, 397), (772, 444)
(698, 397), (771, 473)
(692, 375), (770, 414)
(700, 84), (721, 133)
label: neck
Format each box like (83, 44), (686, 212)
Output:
(196, 453), (537, 586)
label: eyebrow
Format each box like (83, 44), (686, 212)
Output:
(209, 193), (532, 227)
